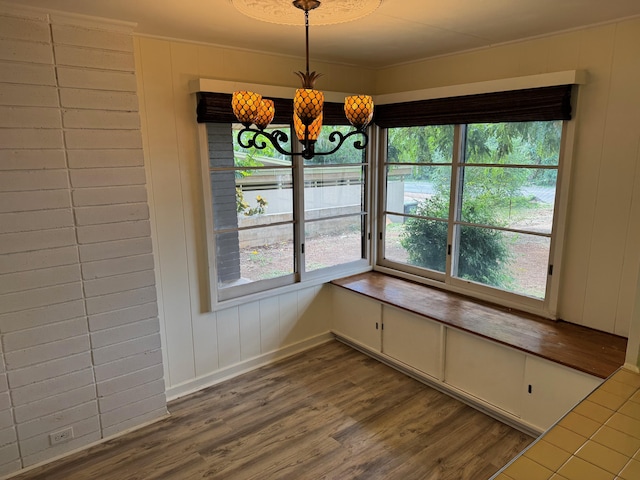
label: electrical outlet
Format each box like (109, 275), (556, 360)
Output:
(49, 427), (74, 445)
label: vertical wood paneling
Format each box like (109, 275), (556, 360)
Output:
(556, 25), (616, 327)
(216, 307), (241, 368)
(582, 21), (640, 333)
(259, 296), (280, 354)
(133, 36), (169, 385)
(137, 37), (194, 384)
(278, 291), (298, 347)
(238, 301), (261, 361)
(610, 21), (640, 337)
(191, 311), (218, 377)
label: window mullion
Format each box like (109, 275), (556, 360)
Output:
(292, 135), (305, 282)
(446, 124), (465, 281)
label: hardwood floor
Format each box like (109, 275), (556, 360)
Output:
(13, 341), (533, 480)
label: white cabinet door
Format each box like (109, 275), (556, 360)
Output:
(521, 355), (602, 431)
(382, 305), (443, 379)
(445, 328), (525, 416)
(331, 287), (382, 351)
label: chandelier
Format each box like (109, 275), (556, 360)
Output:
(231, 0), (374, 160)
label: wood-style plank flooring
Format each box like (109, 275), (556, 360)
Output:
(13, 341), (533, 480)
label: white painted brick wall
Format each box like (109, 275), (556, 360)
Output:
(70, 167), (147, 188)
(11, 368), (94, 406)
(81, 253), (155, 280)
(67, 149), (143, 169)
(72, 186), (148, 207)
(16, 401), (98, 440)
(79, 237), (153, 262)
(52, 25), (133, 52)
(88, 302), (158, 331)
(0, 150), (66, 170)
(93, 349), (163, 383)
(0, 191), (69, 213)
(83, 270), (156, 298)
(0, 106), (61, 128)
(0, 170), (69, 191)
(59, 88), (139, 111)
(96, 364), (163, 398)
(74, 204), (149, 226)
(57, 67), (136, 91)
(0, 265), (81, 295)
(0, 228), (77, 255)
(5, 335), (90, 370)
(63, 109), (140, 130)
(85, 286), (157, 315)
(0, 61), (55, 85)
(0, 300), (85, 333)
(77, 221), (151, 245)
(0, 7), (166, 475)
(0, 246), (78, 275)
(54, 45), (135, 71)
(0, 84), (58, 107)
(2, 317), (86, 352)
(0, 209), (73, 233)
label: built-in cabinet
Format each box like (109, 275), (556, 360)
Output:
(330, 286), (602, 433)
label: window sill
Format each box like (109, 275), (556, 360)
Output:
(331, 271), (626, 379)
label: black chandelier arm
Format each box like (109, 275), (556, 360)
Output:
(237, 128), (293, 157)
(319, 129), (369, 156)
(235, 127), (369, 159)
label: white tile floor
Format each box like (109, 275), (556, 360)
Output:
(494, 369), (640, 480)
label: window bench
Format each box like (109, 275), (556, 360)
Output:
(330, 271), (627, 434)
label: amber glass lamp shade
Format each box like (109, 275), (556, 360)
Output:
(254, 99), (275, 130)
(344, 95), (374, 130)
(294, 112), (323, 142)
(232, 91), (262, 126)
(294, 88), (324, 125)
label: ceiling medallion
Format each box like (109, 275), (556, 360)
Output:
(230, 0), (382, 26)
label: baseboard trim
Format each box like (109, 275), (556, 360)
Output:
(166, 332), (334, 402)
(2, 412), (169, 480)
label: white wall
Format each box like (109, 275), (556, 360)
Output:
(135, 19), (640, 399)
(133, 37), (357, 396)
(376, 19), (640, 337)
(0, 6), (166, 475)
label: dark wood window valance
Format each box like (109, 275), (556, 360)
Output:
(196, 92), (352, 125)
(373, 85), (573, 128)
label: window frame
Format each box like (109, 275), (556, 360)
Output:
(198, 119), (373, 311)
(374, 119), (575, 319)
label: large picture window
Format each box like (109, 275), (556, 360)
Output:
(205, 121), (369, 303)
(379, 120), (564, 307)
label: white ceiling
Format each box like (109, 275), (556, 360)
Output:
(7, 0), (640, 68)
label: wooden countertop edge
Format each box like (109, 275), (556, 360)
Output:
(331, 272), (627, 379)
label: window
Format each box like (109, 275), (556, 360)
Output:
(379, 120), (565, 310)
(204, 120), (369, 304)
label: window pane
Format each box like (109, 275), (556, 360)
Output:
(304, 165), (364, 220)
(386, 165), (450, 217)
(304, 125), (366, 165)
(305, 216), (364, 271)
(455, 226), (549, 299)
(233, 125), (292, 166)
(464, 121), (562, 166)
(387, 125), (454, 163)
(217, 224), (294, 289)
(384, 215), (448, 272)
(459, 167), (556, 234)
(211, 169), (293, 231)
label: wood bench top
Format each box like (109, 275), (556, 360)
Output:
(331, 272), (627, 379)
